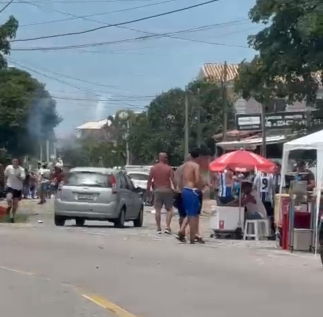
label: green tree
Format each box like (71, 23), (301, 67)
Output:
(128, 80), (235, 166)
(0, 67), (61, 157)
(60, 137), (125, 168)
(236, 0), (323, 134)
(0, 16), (18, 69)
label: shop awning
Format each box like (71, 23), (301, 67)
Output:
(216, 135), (286, 150)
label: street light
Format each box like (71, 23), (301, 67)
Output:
(117, 110), (131, 165)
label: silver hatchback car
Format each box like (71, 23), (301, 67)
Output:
(54, 167), (144, 228)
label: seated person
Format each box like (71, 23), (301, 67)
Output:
(225, 181), (267, 220)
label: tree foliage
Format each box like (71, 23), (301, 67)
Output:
(0, 67), (61, 157)
(128, 80), (235, 166)
(246, 0), (323, 104)
(60, 137), (125, 168)
(234, 0), (323, 136)
(0, 16), (18, 70)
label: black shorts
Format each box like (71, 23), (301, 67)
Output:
(6, 187), (22, 199)
(174, 190), (203, 218)
(263, 201), (274, 217)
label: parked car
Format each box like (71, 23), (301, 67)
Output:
(127, 171), (149, 189)
(127, 171), (154, 206)
(54, 167), (144, 228)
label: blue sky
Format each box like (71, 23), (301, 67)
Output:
(2, 0), (260, 134)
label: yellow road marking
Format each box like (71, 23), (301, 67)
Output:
(81, 293), (139, 317)
(1, 265), (139, 317)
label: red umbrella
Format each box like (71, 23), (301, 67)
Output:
(209, 150), (275, 172)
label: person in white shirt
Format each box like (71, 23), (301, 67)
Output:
(4, 158), (26, 223)
(38, 163), (51, 204)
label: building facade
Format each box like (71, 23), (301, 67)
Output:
(198, 63), (323, 114)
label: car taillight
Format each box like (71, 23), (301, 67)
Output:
(110, 175), (117, 194)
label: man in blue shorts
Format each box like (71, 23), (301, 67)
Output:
(176, 149), (202, 244)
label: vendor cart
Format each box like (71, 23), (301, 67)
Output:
(209, 149), (276, 240)
(209, 206), (244, 239)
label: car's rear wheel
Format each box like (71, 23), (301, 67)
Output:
(114, 208), (125, 228)
(75, 218), (85, 227)
(133, 207), (143, 227)
(54, 215), (65, 227)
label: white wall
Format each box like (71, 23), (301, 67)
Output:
(234, 87), (323, 114)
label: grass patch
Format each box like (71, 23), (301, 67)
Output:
(0, 214), (29, 223)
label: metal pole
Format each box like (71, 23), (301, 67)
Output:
(184, 93), (189, 160)
(222, 61), (228, 141)
(46, 139), (50, 163)
(261, 103), (267, 157)
(126, 121), (130, 165)
(197, 88), (201, 147)
(40, 142), (43, 162)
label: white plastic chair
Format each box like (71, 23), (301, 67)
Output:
(243, 219), (269, 240)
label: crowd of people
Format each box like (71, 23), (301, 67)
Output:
(2, 158), (64, 223)
(146, 149), (316, 243)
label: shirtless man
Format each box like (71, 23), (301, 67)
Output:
(176, 149), (202, 244)
(174, 154), (190, 227)
(147, 152), (176, 234)
(175, 153), (205, 243)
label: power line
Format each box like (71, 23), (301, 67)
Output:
(0, 0), (156, 2)
(12, 0), (221, 42)
(0, 0), (15, 13)
(9, 59), (116, 96)
(11, 21), (250, 51)
(9, 58), (159, 99)
(77, 26), (254, 55)
(9, 58), (119, 89)
(11, 29), (249, 51)
(51, 96), (148, 102)
(19, 0), (182, 28)
(13, 1), (249, 51)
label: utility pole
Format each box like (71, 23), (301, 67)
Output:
(261, 103), (267, 157)
(196, 87), (201, 147)
(46, 139), (50, 163)
(184, 93), (189, 160)
(39, 142), (43, 162)
(222, 61), (228, 141)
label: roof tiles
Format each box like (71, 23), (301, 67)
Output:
(201, 63), (239, 82)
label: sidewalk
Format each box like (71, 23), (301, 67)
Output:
(0, 198), (54, 216)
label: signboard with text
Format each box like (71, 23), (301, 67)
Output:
(235, 111), (323, 131)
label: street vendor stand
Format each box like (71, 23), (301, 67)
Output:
(209, 150), (275, 239)
(279, 130), (323, 254)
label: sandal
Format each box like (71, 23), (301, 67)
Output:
(175, 232), (186, 243)
(195, 236), (206, 244)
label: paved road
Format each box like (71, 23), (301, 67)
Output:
(0, 199), (323, 317)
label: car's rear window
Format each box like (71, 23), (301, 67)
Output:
(128, 173), (149, 181)
(65, 172), (112, 187)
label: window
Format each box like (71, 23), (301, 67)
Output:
(118, 173), (127, 189)
(65, 172), (111, 188)
(124, 174), (135, 191)
(128, 173), (149, 181)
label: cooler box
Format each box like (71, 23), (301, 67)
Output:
(210, 206), (244, 231)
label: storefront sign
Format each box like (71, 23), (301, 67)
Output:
(236, 112), (308, 131)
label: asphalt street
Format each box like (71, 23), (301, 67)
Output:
(1, 199), (323, 317)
